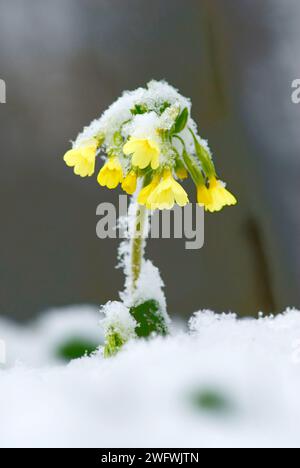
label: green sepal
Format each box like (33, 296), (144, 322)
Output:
(96, 132), (105, 146)
(130, 299), (168, 338)
(175, 156), (187, 173)
(182, 149), (205, 187)
(159, 101), (171, 114)
(189, 129), (216, 177)
(171, 107), (189, 135)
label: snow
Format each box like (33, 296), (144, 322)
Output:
(100, 301), (137, 341)
(1, 308), (300, 447)
(0, 305), (103, 368)
(117, 197), (168, 315)
(73, 80), (211, 163)
(125, 260), (168, 318)
(123, 111), (161, 143)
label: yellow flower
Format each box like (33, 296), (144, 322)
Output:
(138, 175), (161, 208)
(123, 137), (160, 170)
(97, 157), (124, 189)
(122, 171), (138, 195)
(63, 139), (98, 177)
(198, 177), (237, 212)
(147, 170), (189, 210)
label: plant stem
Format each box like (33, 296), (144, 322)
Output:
(131, 202), (147, 293)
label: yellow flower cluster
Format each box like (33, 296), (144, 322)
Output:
(63, 108), (237, 213)
(63, 135), (190, 210)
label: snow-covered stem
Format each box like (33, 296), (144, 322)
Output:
(131, 203), (147, 293)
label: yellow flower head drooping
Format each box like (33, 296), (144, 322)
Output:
(122, 170), (138, 195)
(137, 174), (161, 209)
(199, 177), (237, 213)
(63, 139), (98, 177)
(123, 137), (160, 170)
(147, 169), (189, 210)
(97, 156), (124, 189)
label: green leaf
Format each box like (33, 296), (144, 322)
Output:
(159, 101), (171, 114)
(131, 104), (148, 115)
(173, 107), (189, 134)
(190, 389), (233, 414)
(55, 338), (99, 361)
(130, 300), (168, 338)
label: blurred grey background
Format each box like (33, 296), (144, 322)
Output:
(1, 0), (300, 321)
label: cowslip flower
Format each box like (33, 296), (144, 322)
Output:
(122, 170), (138, 195)
(123, 137), (160, 170)
(97, 157), (124, 189)
(147, 169), (189, 210)
(62, 80), (239, 358)
(63, 139), (98, 177)
(198, 177), (237, 212)
(138, 175), (161, 208)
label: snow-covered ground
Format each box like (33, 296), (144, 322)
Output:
(1, 308), (300, 448)
(0, 305), (103, 367)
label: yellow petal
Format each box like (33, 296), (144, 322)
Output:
(205, 178), (237, 212)
(63, 149), (81, 167)
(149, 189), (174, 210)
(132, 150), (151, 170)
(197, 185), (213, 207)
(97, 157), (124, 189)
(138, 175), (160, 207)
(122, 171), (137, 195)
(123, 137), (160, 170)
(63, 140), (97, 177)
(147, 171), (189, 210)
(74, 159), (90, 177)
(172, 181), (189, 207)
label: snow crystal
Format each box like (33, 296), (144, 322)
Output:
(1, 308), (300, 447)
